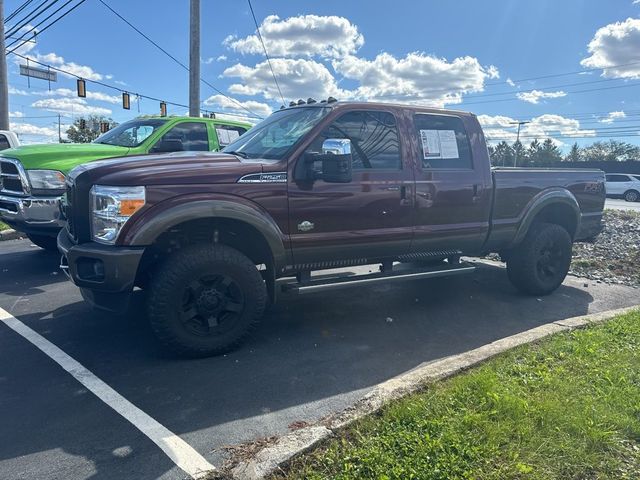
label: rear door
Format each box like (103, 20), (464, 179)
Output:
(149, 121), (210, 152)
(287, 107), (415, 266)
(410, 112), (492, 255)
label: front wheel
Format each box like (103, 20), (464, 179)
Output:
(147, 243), (267, 357)
(624, 190), (639, 202)
(26, 233), (59, 251)
(506, 223), (572, 296)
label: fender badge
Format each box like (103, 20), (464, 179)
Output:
(298, 221), (315, 232)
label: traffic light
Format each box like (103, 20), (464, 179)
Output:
(122, 92), (130, 110)
(160, 101), (167, 117)
(100, 122), (110, 133)
(77, 78), (86, 98)
(79, 118), (86, 130)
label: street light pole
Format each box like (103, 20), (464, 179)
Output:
(0, 0), (11, 130)
(189, 0), (200, 118)
(510, 121), (530, 167)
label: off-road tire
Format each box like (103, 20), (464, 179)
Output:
(147, 243), (267, 357)
(624, 190), (639, 202)
(506, 222), (572, 296)
(26, 233), (59, 252)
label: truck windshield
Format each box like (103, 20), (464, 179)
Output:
(94, 119), (168, 147)
(223, 107), (330, 160)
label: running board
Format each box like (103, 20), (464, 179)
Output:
(280, 262), (475, 295)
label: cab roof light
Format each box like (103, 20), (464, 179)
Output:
(289, 101), (297, 107)
(307, 98), (317, 104)
(327, 96), (337, 103)
(297, 99), (305, 105)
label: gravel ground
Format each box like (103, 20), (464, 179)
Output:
(485, 210), (640, 288)
(570, 210), (640, 288)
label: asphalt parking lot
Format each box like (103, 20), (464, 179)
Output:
(1, 238), (639, 480)
(605, 198), (640, 212)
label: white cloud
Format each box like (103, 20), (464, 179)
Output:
(516, 89), (567, 104)
(581, 18), (640, 78)
(224, 58), (348, 102)
(479, 114), (595, 145)
(9, 111), (25, 118)
(333, 52), (499, 107)
(224, 15), (364, 59)
(31, 97), (112, 116)
(506, 77), (515, 86)
(217, 55), (227, 62)
(203, 57), (215, 64)
(22, 52), (104, 81)
(31, 88), (120, 104)
(8, 86), (29, 96)
(599, 110), (626, 123)
(10, 122), (57, 140)
(203, 94), (273, 118)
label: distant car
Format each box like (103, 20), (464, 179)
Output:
(605, 173), (640, 202)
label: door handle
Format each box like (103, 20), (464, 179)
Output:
(385, 186), (400, 191)
(472, 184), (481, 203)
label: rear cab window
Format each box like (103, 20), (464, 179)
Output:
(155, 121), (210, 151)
(606, 174), (631, 182)
(413, 113), (473, 169)
(215, 125), (248, 149)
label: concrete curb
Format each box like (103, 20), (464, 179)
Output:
(0, 229), (23, 241)
(230, 304), (640, 480)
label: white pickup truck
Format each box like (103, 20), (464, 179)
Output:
(0, 131), (20, 151)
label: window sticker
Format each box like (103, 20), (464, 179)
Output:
(419, 129), (459, 160)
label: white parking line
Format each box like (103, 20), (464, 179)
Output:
(0, 306), (215, 479)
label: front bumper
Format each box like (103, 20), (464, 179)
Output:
(0, 193), (63, 236)
(57, 230), (145, 313)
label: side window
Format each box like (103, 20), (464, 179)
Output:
(157, 122), (209, 151)
(0, 134), (10, 150)
(414, 114), (472, 169)
(215, 125), (247, 148)
(607, 174), (630, 182)
(308, 110), (401, 170)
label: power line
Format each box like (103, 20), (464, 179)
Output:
(96, 0), (263, 119)
(6, 0), (85, 52)
(5, 0), (58, 38)
(246, 0), (285, 107)
(7, 50), (262, 120)
(5, 0), (36, 23)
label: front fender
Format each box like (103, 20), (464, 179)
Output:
(119, 193), (288, 270)
(511, 188), (580, 245)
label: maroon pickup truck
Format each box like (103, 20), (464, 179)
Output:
(58, 100), (605, 357)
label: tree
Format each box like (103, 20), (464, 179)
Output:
(539, 138), (562, 165)
(581, 140), (640, 162)
(488, 141), (514, 167)
(512, 140), (526, 166)
(66, 116), (118, 143)
(565, 142), (581, 162)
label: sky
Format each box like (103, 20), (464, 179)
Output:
(4, 0), (640, 149)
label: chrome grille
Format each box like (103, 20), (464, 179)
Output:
(0, 158), (28, 195)
(65, 183), (77, 240)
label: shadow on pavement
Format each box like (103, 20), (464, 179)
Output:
(0, 261), (601, 477)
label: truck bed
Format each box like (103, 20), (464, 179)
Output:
(485, 167), (606, 251)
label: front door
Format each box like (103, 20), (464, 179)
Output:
(287, 108), (415, 268)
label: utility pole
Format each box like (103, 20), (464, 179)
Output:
(510, 120), (530, 167)
(0, 0), (11, 130)
(57, 114), (62, 143)
(189, 0), (200, 118)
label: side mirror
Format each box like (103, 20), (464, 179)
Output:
(151, 138), (183, 153)
(296, 138), (353, 183)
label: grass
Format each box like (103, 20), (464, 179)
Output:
(279, 310), (640, 480)
(0, 221), (9, 232)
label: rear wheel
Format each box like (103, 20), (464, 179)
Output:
(506, 222), (572, 296)
(147, 243), (267, 357)
(26, 233), (58, 252)
(624, 190), (639, 202)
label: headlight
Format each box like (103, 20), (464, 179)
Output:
(27, 169), (66, 189)
(91, 185), (145, 244)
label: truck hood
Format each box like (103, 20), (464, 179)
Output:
(0, 143), (130, 171)
(70, 151), (278, 186)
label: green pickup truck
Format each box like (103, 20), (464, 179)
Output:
(0, 115), (252, 250)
